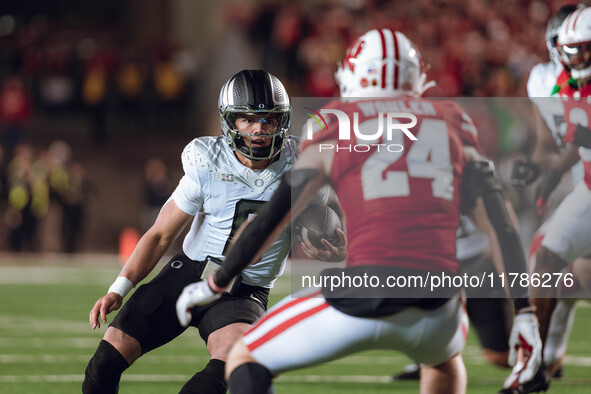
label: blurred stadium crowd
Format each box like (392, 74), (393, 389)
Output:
(245, 0), (553, 98)
(0, 0), (584, 253)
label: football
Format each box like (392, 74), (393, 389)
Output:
(294, 203), (343, 250)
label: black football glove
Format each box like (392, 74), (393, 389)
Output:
(510, 158), (540, 187)
(534, 168), (561, 216)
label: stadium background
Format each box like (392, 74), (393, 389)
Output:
(0, 0), (590, 393)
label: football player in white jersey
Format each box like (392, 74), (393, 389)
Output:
(82, 70), (298, 394)
(508, 6), (588, 391)
(525, 6), (591, 393)
(512, 4), (582, 188)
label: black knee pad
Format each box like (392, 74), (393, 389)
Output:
(82, 340), (130, 394)
(179, 359), (227, 394)
(228, 362), (273, 394)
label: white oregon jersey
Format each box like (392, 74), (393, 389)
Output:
(527, 62), (584, 183)
(527, 62), (565, 146)
(171, 136), (297, 288)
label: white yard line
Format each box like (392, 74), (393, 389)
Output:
(2, 352), (591, 368)
(0, 337), (103, 348)
(0, 373), (590, 384)
(0, 354), (208, 363)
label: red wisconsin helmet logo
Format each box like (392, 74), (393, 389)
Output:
(344, 39), (365, 72)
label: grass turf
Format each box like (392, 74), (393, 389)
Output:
(0, 257), (590, 393)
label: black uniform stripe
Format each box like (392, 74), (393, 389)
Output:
(240, 70), (273, 109)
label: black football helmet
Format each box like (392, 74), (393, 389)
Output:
(218, 70), (291, 161)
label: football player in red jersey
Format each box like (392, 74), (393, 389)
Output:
(176, 29), (542, 394)
(527, 6), (591, 393)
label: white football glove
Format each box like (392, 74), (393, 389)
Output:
(504, 312), (543, 387)
(176, 280), (222, 327)
(503, 361), (524, 389)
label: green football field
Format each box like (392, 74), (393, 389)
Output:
(1, 256), (591, 393)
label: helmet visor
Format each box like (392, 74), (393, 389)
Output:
(558, 42), (591, 71)
(222, 106), (291, 160)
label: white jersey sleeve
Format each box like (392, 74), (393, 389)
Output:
(170, 141), (206, 215)
(527, 62), (583, 181)
(527, 62), (561, 98)
(527, 62), (566, 146)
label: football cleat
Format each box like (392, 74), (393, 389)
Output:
(499, 364), (551, 394)
(392, 363), (420, 381)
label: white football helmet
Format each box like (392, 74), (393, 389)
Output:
(557, 6), (591, 81)
(545, 4), (584, 65)
(335, 29), (431, 97)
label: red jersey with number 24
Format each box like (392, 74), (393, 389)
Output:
(300, 97), (478, 274)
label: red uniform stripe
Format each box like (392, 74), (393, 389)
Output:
(572, 9), (584, 30)
(565, 11), (576, 33)
(528, 231), (545, 261)
(584, 161), (591, 190)
(391, 30), (399, 90)
(247, 302), (330, 351)
(461, 320), (468, 341)
(244, 290), (322, 337)
(377, 29), (387, 89)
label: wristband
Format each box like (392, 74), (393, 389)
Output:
(108, 276), (133, 298)
(208, 274), (226, 293)
(515, 306), (537, 315)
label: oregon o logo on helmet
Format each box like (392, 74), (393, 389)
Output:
(305, 109), (418, 152)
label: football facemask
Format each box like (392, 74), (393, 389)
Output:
(222, 107), (291, 161)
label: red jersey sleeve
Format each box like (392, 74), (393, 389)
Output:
(444, 101), (479, 149)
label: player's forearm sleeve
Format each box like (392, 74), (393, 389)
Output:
(462, 161), (529, 301)
(213, 169), (320, 288)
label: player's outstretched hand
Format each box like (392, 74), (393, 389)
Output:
(300, 228), (347, 262)
(176, 278), (223, 327)
(505, 312), (543, 387)
(89, 293), (123, 330)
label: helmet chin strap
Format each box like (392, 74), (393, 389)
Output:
(243, 145), (274, 161)
(571, 67), (591, 84)
(236, 137), (277, 161)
